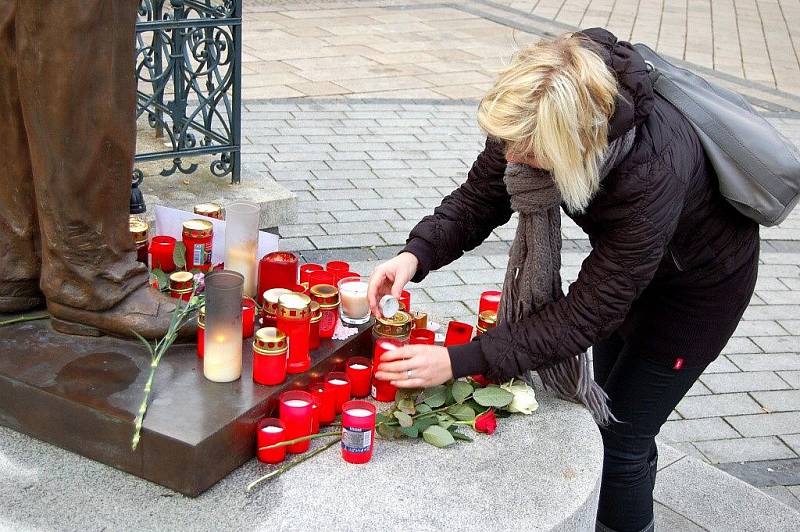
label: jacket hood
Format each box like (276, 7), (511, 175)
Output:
(580, 28), (654, 142)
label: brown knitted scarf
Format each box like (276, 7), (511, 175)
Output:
(498, 130), (635, 426)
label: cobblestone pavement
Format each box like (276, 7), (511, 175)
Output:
(236, 0), (800, 514)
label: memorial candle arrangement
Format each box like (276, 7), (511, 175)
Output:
(149, 235), (177, 272)
(224, 201), (260, 298)
(203, 270), (244, 383)
(279, 390), (314, 454)
(257, 418), (285, 464)
(338, 276), (370, 325)
(277, 292), (312, 374)
(257, 251), (298, 304)
(341, 400), (377, 465)
(324, 372), (351, 414)
(252, 327), (288, 386)
(345, 356), (372, 398)
(182, 219), (213, 272)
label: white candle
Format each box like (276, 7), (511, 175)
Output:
(284, 399), (310, 408)
(328, 378), (348, 385)
(346, 408), (373, 417)
(349, 363), (368, 370)
(204, 332), (242, 382)
(225, 242), (258, 297)
(261, 425), (283, 433)
(339, 280), (369, 319)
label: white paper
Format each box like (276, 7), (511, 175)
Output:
(153, 205), (278, 265)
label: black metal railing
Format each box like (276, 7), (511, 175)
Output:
(134, 0), (242, 189)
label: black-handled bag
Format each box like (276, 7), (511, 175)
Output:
(633, 43), (800, 226)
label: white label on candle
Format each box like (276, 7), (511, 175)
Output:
(284, 399), (310, 408)
(328, 378), (348, 385)
(349, 363), (368, 370)
(342, 426), (372, 453)
(346, 408), (373, 417)
(261, 426), (283, 433)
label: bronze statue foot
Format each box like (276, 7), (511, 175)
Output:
(47, 285), (197, 340)
(0, 281), (45, 313)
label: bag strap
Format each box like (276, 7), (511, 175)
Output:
(645, 62), (796, 204)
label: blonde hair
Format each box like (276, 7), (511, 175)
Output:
(478, 33), (618, 212)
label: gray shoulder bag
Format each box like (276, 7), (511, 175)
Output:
(633, 43), (800, 226)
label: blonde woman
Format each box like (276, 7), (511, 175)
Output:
(368, 28), (759, 532)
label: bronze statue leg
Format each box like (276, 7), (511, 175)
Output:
(0, 0), (44, 312)
(8, 0), (194, 339)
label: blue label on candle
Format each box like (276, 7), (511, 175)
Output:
(342, 427), (372, 453)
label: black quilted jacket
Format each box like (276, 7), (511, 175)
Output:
(402, 28), (759, 382)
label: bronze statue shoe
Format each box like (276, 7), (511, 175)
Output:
(0, 280), (45, 313)
(47, 284), (198, 340)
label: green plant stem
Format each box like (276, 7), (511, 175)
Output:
(258, 431), (341, 450)
(0, 313), (49, 327)
(246, 438), (341, 492)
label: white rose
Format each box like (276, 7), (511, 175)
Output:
(502, 381), (539, 415)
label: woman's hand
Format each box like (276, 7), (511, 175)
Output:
(367, 252), (419, 317)
(373, 344), (453, 388)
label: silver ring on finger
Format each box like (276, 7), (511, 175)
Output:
(406, 369), (414, 379)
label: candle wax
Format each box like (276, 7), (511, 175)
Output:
(261, 426), (283, 433)
(226, 243), (258, 297)
(328, 379), (347, 385)
(284, 399), (310, 408)
(346, 408), (373, 417)
(339, 281), (369, 318)
(350, 363), (368, 370)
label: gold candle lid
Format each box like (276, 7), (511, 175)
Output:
(253, 327), (288, 355)
(309, 284), (339, 308)
(169, 271), (194, 292)
(374, 310), (412, 338)
(182, 219), (213, 239)
(277, 292), (312, 319)
(262, 288), (293, 317)
(129, 217), (149, 243)
(193, 202), (223, 219)
(309, 301), (322, 323)
(477, 310), (498, 331)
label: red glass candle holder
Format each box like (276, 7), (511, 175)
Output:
(257, 251), (299, 304)
(326, 260), (349, 273)
(334, 270), (361, 284)
(289, 283), (308, 294)
(242, 297), (256, 338)
(399, 290), (411, 312)
(260, 288), (292, 329)
(444, 321), (474, 347)
(479, 290), (502, 314)
(252, 327), (288, 386)
(476, 310), (498, 336)
(410, 328), (435, 345)
(300, 263), (323, 285)
(325, 371), (351, 414)
(310, 284), (339, 339)
(256, 418), (286, 464)
(310, 382), (336, 425)
(169, 271), (194, 301)
(308, 269), (335, 289)
(309, 301), (321, 350)
(346, 356), (372, 398)
(149, 236), (177, 273)
(279, 390), (314, 454)
(311, 396), (320, 435)
(341, 400), (377, 465)
(372, 338), (403, 402)
(182, 219), (213, 272)
(197, 306), (205, 359)
(277, 293), (312, 374)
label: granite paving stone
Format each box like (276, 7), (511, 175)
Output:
(660, 418), (741, 443)
(752, 390), (800, 412)
(693, 437), (797, 464)
(700, 371), (791, 393)
(728, 353), (800, 372)
(778, 371), (800, 388)
(781, 434), (800, 454)
(675, 393), (764, 419)
(725, 412), (800, 437)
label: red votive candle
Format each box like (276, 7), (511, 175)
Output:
(182, 219), (213, 272)
(335, 270), (361, 283)
(277, 293), (312, 374)
(310, 284), (339, 339)
(341, 400), (377, 465)
(346, 356), (372, 398)
(289, 283), (309, 295)
(257, 251), (299, 304)
(252, 327), (288, 386)
(325, 371), (351, 414)
(399, 290), (411, 312)
(242, 297), (256, 338)
(445, 321), (474, 346)
(149, 236), (177, 273)
(308, 269), (336, 289)
(310, 382), (336, 425)
(309, 301), (322, 350)
(300, 263), (323, 285)
(169, 271), (194, 301)
(279, 390), (314, 454)
(311, 395), (321, 434)
(410, 328), (435, 345)
(479, 290), (502, 314)
(257, 418), (286, 464)
(372, 338), (403, 402)
(197, 306), (205, 358)
(326, 260), (350, 273)
(261, 288), (292, 329)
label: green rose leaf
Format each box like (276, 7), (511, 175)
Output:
(401, 425), (420, 438)
(415, 403), (433, 414)
(377, 423), (402, 440)
(173, 241), (187, 269)
(420, 385), (448, 408)
(393, 411), (413, 428)
(450, 430), (474, 442)
(398, 398), (416, 415)
(473, 386), (514, 408)
(376, 413), (391, 426)
(415, 416), (438, 432)
(437, 414), (455, 430)
(451, 380), (473, 403)
(447, 404), (476, 421)
(422, 425), (456, 448)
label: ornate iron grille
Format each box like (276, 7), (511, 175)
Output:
(134, 0), (242, 185)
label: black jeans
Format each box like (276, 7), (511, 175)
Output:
(593, 333), (708, 532)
